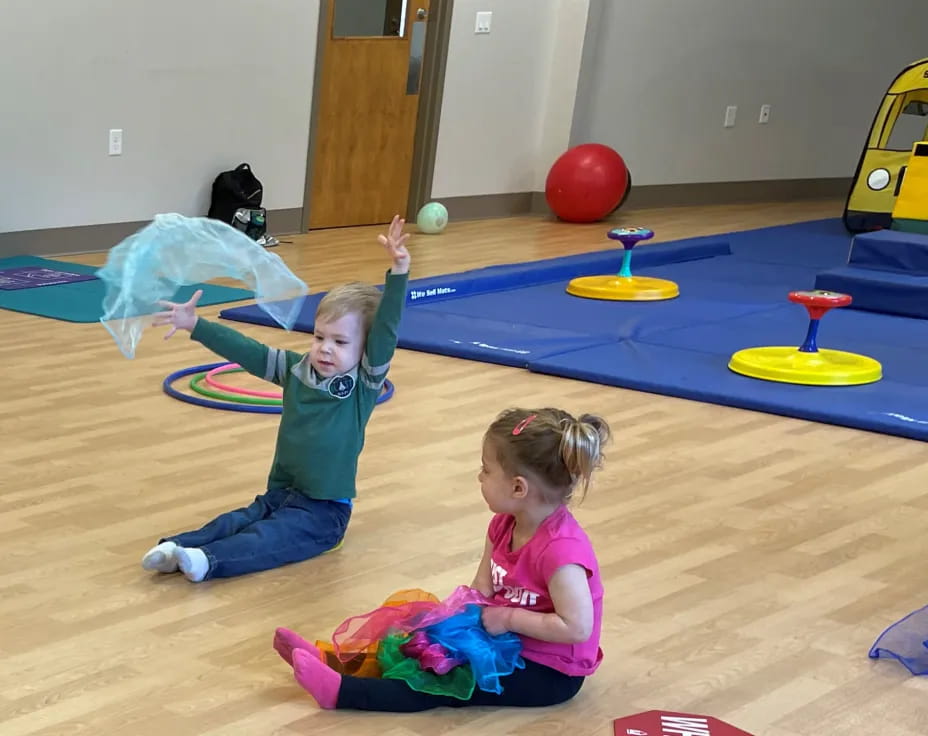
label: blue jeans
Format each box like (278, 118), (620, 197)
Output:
(162, 488), (351, 580)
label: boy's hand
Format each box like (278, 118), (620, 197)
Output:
(152, 289), (202, 339)
(378, 215), (411, 275)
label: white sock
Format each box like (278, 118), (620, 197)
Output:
(174, 546), (209, 583)
(141, 541), (179, 573)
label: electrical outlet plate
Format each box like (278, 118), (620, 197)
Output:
(109, 129), (123, 156)
(759, 104), (771, 124)
(475, 11), (491, 33)
(724, 106), (737, 128)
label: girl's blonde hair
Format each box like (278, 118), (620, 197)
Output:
(316, 282), (382, 334)
(484, 407), (611, 504)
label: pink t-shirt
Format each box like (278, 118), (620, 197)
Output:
(486, 505), (603, 676)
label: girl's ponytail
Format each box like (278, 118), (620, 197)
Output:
(559, 413), (611, 501)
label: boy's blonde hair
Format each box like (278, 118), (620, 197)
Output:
(315, 282), (382, 334)
(484, 407), (612, 504)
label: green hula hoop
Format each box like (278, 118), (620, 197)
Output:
(189, 370), (282, 406)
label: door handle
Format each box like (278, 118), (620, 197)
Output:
(417, 8), (427, 19)
(406, 13), (428, 94)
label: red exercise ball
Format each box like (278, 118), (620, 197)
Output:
(545, 143), (630, 223)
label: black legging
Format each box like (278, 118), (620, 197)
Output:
(336, 659), (585, 712)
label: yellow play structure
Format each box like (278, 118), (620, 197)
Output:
(844, 58), (928, 233)
(892, 141), (928, 234)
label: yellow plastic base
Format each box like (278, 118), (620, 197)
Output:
(728, 346), (882, 386)
(566, 275), (680, 301)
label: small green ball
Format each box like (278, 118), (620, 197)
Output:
(416, 202), (448, 234)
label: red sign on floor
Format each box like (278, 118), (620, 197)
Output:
(614, 711), (755, 736)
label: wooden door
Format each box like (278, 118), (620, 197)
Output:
(307, 0), (432, 229)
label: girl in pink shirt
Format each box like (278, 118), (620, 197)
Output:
(273, 406), (610, 712)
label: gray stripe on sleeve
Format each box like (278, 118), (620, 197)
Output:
(362, 353), (391, 377)
(265, 348), (282, 382)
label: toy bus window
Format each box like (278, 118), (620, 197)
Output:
(887, 99), (928, 151)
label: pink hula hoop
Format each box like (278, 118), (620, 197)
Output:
(205, 363), (282, 398)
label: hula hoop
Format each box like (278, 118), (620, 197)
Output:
(205, 362), (281, 399)
(163, 362), (394, 414)
(190, 371), (282, 406)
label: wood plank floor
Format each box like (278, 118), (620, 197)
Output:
(2, 199), (926, 736)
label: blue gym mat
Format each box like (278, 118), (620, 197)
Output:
(219, 218), (928, 441)
(0, 255), (254, 322)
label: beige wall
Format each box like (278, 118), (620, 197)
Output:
(571, 0), (928, 186)
(430, 0), (590, 199)
(2, 0), (582, 233)
(534, 0), (591, 191)
(7, 0), (923, 238)
(0, 1), (319, 234)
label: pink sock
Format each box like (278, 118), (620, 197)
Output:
(292, 648), (342, 709)
(273, 627), (320, 667)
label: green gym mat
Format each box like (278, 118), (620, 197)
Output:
(0, 255), (254, 322)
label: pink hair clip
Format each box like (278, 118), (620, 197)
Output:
(512, 414), (537, 435)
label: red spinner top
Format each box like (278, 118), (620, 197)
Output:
(788, 290), (852, 320)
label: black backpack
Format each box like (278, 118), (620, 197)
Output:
(207, 163), (266, 239)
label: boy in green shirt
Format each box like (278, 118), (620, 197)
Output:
(141, 216), (411, 582)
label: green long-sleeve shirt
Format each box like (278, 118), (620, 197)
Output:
(189, 270), (408, 500)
